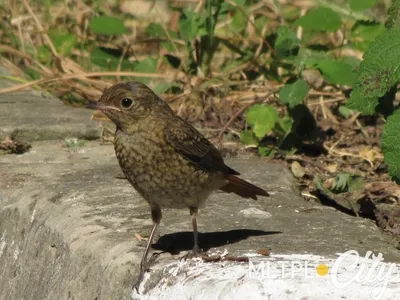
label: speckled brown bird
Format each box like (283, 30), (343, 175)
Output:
(85, 82), (269, 290)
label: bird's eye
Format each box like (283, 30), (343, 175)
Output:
(121, 98), (134, 109)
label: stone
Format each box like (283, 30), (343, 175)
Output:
(0, 74), (399, 299)
(1, 141), (399, 299)
(0, 76), (101, 142)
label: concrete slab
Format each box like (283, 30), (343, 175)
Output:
(0, 74), (101, 142)
(1, 141), (399, 300)
(0, 75), (399, 299)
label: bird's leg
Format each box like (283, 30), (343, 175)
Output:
(190, 207), (201, 256)
(133, 207), (161, 292)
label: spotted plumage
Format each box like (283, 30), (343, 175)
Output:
(85, 81), (269, 291)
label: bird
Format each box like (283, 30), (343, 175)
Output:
(85, 82), (269, 290)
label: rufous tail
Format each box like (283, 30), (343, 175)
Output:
(219, 175), (269, 200)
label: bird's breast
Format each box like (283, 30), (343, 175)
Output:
(113, 128), (220, 207)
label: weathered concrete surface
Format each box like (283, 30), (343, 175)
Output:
(0, 76), (101, 142)
(1, 141), (400, 300)
(0, 78), (399, 299)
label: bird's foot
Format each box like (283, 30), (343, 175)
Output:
(132, 253), (161, 294)
(180, 245), (203, 260)
(192, 245), (202, 257)
(132, 263), (147, 294)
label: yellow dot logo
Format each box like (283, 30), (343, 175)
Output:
(316, 264), (329, 276)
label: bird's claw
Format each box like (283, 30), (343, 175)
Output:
(132, 252), (162, 293)
(132, 262), (148, 294)
(180, 245), (203, 260)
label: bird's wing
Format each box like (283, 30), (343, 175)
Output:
(165, 120), (240, 175)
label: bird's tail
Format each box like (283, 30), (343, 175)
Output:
(219, 175), (269, 200)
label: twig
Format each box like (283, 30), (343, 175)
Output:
(0, 44), (54, 77)
(327, 137), (343, 153)
(319, 96), (327, 119)
(0, 44), (31, 60)
(225, 0), (274, 54)
(161, 21), (188, 76)
(307, 97), (345, 106)
(218, 102), (252, 144)
(22, 0), (59, 58)
(323, 143), (374, 168)
(17, 22), (26, 56)
(217, 92), (274, 145)
(301, 192), (318, 200)
(0, 71), (175, 95)
(116, 46), (130, 83)
(308, 90), (342, 96)
(343, 111), (370, 138)
(296, 9), (307, 40)
(355, 119), (370, 138)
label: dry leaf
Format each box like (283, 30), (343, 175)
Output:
(326, 163), (338, 173)
(257, 248), (271, 256)
(291, 161), (305, 178)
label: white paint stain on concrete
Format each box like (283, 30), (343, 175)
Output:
(239, 207), (272, 219)
(31, 209), (36, 223)
(0, 233), (6, 258)
(13, 248), (20, 261)
(134, 252), (400, 300)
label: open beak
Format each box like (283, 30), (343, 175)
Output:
(85, 101), (121, 112)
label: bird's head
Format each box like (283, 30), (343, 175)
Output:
(85, 82), (171, 131)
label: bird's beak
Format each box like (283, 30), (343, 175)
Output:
(85, 101), (121, 112)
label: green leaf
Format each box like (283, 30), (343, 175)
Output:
(347, 29), (400, 114)
(386, 0), (400, 29)
(25, 67), (41, 80)
(313, 174), (333, 196)
(275, 116), (294, 136)
(340, 55), (361, 69)
(382, 109), (400, 182)
(331, 173), (364, 194)
(245, 104), (279, 138)
(254, 16), (269, 33)
(37, 46), (51, 63)
(91, 47), (133, 70)
(295, 7), (341, 32)
(179, 10), (207, 41)
(338, 105), (355, 119)
(133, 57), (157, 73)
(231, 9), (247, 32)
(279, 79), (309, 108)
(146, 23), (165, 37)
(258, 146), (275, 157)
(146, 23), (177, 52)
(316, 58), (357, 86)
(240, 130), (258, 145)
(349, 0), (378, 12)
(89, 16), (125, 35)
(332, 173), (351, 192)
(295, 48), (327, 69)
(231, 0), (246, 5)
(351, 21), (385, 52)
(347, 176), (364, 192)
(133, 57), (158, 84)
(275, 25), (300, 59)
(152, 82), (178, 95)
(48, 31), (77, 56)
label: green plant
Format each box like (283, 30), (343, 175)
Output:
(346, 0), (400, 182)
(241, 0), (379, 155)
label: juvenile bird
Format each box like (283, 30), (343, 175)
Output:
(85, 82), (269, 290)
